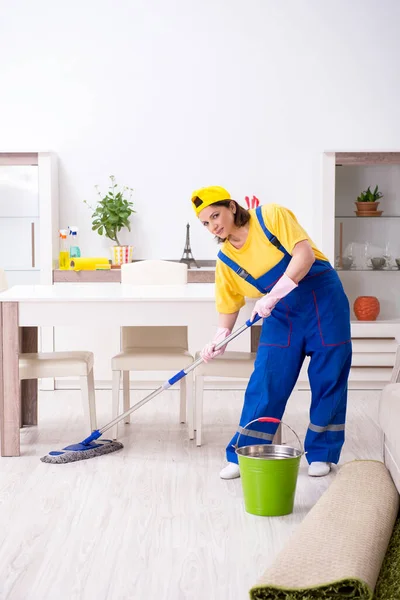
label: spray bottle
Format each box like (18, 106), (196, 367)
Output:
(59, 229), (70, 270)
(69, 226), (81, 258)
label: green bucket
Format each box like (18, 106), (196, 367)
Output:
(236, 417), (303, 517)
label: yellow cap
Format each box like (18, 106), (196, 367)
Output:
(191, 186), (231, 217)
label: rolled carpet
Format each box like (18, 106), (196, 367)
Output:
(250, 460), (399, 600)
(373, 511), (400, 599)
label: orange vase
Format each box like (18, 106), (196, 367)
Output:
(354, 296), (380, 321)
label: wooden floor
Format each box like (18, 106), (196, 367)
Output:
(0, 387), (383, 600)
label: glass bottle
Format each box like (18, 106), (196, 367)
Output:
(69, 226), (81, 258)
(383, 241), (392, 269)
(59, 229), (70, 270)
(364, 242), (371, 269)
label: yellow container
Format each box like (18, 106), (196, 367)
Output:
(59, 251), (70, 270)
(69, 257), (110, 271)
(59, 229), (70, 270)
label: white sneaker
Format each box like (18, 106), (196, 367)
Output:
(308, 461), (331, 477)
(220, 463), (240, 480)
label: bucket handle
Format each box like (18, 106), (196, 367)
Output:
(236, 417), (303, 454)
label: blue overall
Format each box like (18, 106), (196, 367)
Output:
(218, 207), (352, 465)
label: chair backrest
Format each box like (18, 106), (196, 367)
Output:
(121, 260), (187, 285)
(0, 268), (8, 292)
(121, 325), (188, 350)
(121, 260), (188, 350)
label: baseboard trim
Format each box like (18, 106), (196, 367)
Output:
(49, 379), (388, 392)
(53, 379), (249, 391)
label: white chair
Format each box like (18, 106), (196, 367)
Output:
(19, 352), (97, 430)
(194, 351), (256, 446)
(111, 260), (194, 440)
(0, 268), (97, 431)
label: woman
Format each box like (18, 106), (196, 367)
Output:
(192, 186), (352, 480)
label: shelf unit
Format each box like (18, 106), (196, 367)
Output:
(321, 151), (400, 388)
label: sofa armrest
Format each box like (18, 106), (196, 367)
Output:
(391, 346), (400, 383)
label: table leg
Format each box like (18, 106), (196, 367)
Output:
(251, 325), (261, 352)
(0, 303), (21, 456)
(20, 327), (38, 426)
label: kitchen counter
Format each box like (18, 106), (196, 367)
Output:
(53, 268), (215, 283)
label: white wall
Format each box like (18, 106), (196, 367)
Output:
(1, 0), (400, 262)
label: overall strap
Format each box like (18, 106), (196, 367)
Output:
(217, 251), (267, 294)
(255, 206), (289, 256)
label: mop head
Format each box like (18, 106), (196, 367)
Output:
(40, 439), (123, 464)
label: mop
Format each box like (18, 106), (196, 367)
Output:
(41, 314), (260, 464)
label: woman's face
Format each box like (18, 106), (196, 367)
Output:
(198, 202), (236, 239)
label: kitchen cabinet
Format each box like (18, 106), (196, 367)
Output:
(0, 152), (59, 390)
(0, 165), (39, 217)
(0, 217), (39, 271)
(0, 152), (59, 286)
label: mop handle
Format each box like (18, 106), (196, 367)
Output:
(84, 314), (261, 441)
(175, 312), (261, 379)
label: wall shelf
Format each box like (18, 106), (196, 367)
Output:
(335, 152), (400, 166)
(336, 215), (400, 219)
(336, 268), (400, 272)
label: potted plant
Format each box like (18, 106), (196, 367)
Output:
(355, 185), (383, 216)
(85, 175), (135, 265)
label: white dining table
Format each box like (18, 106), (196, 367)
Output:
(0, 283), (255, 457)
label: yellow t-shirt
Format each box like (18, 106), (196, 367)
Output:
(215, 203), (329, 314)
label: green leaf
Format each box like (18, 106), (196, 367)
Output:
(87, 176), (135, 238)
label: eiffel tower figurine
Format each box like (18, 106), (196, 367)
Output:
(180, 223), (199, 269)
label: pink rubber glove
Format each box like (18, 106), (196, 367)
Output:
(251, 273), (297, 322)
(200, 327), (231, 363)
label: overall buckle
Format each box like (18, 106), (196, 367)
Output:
(270, 236), (281, 249)
(236, 267), (249, 280)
